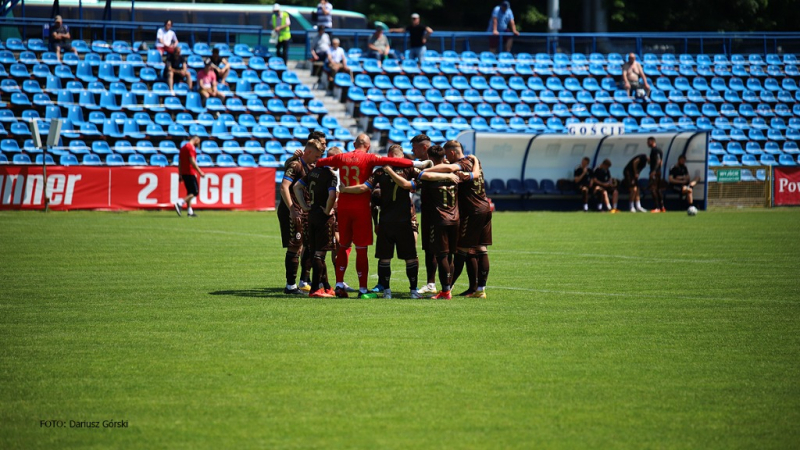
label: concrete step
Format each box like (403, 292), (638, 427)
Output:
(290, 61), (359, 137)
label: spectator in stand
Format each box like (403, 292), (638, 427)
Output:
(49, 15), (78, 63)
(207, 48), (230, 86)
(389, 13), (433, 64)
(316, 0), (333, 29)
(174, 136), (205, 218)
(668, 154), (699, 209)
(622, 53), (651, 99)
(165, 45), (192, 93)
(197, 61), (224, 103)
(156, 19), (178, 56)
(573, 157), (593, 211)
(271, 3), (292, 62)
(325, 38), (350, 84)
(309, 25), (331, 77)
(487, 1), (519, 53)
(366, 26), (396, 64)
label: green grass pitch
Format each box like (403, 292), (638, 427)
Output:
(1, 209), (799, 449)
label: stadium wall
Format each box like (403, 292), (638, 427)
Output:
(0, 166), (276, 211)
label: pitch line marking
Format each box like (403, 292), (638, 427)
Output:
(492, 249), (745, 264)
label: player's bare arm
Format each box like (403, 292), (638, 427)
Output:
(340, 184), (371, 194)
(384, 166), (414, 190)
(324, 190), (336, 215)
(293, 182), (311, 212)
(190, 158), (205, 178)
(280, 179), (294, 210)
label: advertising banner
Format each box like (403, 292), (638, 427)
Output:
(773, 167), (800, 206)
(0, 166), (276, 211)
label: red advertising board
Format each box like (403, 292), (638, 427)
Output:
(0, 166), (276, 211)
(774, 167), (800, 206)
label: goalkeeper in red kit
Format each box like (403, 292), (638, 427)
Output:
(317, 133), (432, 298)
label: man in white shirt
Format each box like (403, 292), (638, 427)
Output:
(156, 19), (178, 55)
(325, 37), (350, 83)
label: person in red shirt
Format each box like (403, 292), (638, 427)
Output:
(174, 136), (205, 217)
(316, 133), (431, 298)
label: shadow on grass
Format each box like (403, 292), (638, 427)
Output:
(209, 287), (303, 299)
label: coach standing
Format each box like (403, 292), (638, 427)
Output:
(175, 136), (205, 217)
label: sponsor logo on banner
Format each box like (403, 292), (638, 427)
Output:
(567, 122), (625, 137)
(0, 166), (275, 210)
(774, 167), (800, 206)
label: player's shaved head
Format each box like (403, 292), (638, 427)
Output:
(327, 146), (342, 157)
(354, 133), (370, 150)
(411, 134), (431, 160)
(443, 140), (463, 159)
(386, 144), (404, 158)
(427, 144), (446, 163)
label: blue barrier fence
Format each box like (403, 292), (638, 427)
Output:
(0, 16), (798, 60)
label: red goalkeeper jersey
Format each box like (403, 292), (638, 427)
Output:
(317, 150), (413, 209)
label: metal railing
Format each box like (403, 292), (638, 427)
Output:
(0, 17), (267, 47)
(307, 30), (800, 60)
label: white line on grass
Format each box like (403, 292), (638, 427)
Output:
(490, 285), (733, 302)
(492, 249), (745, 264)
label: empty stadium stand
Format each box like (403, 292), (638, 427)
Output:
(0, 32), (797, 183)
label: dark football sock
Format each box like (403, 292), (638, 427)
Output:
(406, 259), (419, 290)
(425, 250), (437, 285)
(285, 251), (299, 286)
(311, 254), (325, 293)
(476, 251), (490, 288)
(378, 261), (392, 290)
(452, 251), (468, 287)
(300, 247), (312, 283)
(467, 253), (478, 291)
(437, 252), (452, 291)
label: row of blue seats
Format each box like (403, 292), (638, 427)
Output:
(3, 78), (316, 105)
(345, 73), (800, 94)
(710, 141), (800, 155)
(345, 85), (800, 108)
(342, 57), (800, 78)
(0, 62), (299, 86)
(347, 48), (799, 67)
(0, 48), (281, 70)
(709, 153), (799, 166)
(4, 90), (327, 116)
(2, 38), (256, 58)
(350, 97), (800, 121)
(0, 117), (352, 142)
(1, 138), (352, 157)
(1, 108), (344, 130)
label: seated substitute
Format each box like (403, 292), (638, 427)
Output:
(574, 156), (593, 211)
(668, 154), (699, 209)
(592, 159), (619, 213)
